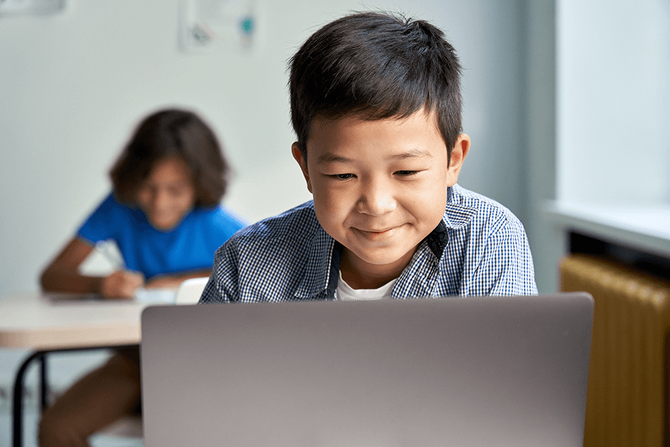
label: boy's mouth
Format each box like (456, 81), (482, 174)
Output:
(364, 228), (392, 234)
(353, 226), (396, 240)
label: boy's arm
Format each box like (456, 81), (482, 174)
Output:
(469, 217), (538, 296)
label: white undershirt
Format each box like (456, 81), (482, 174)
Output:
(336, 270), (396, 301)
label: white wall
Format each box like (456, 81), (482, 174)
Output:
(0, 2), (547, 443)
(0, 0), (530, 297)
(557, 0), (670, 205)
(524, 0), (562, 294)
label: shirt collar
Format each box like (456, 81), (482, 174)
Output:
(293, 225), (337, 300)
(443, 185), (479, 230)
(427, 186), (478, 259)
(293, 186), (479, 300)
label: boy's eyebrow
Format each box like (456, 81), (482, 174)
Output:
(316, 149), (432, 163)
(316, 153), (351, 164)
(387, 149), (433, 160)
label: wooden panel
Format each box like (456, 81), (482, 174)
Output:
(560, 255), (670, 447)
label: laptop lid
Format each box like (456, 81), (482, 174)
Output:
(141, 293), (593, 447)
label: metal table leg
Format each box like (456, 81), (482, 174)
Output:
(12, 345), (137, 447)
(13, 350), (46, 447)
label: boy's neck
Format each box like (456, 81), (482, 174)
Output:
(339, 248), (415, 290)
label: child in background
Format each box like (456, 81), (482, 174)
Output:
(199, 11), (536, 304)
(39, 108), (246, 447)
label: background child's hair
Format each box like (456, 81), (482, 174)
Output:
(110, 108), (231, 207)
(289, 11), (462, 161)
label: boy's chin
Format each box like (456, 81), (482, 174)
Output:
(148, 217), (180, 231)
(341, 245), (418, 273)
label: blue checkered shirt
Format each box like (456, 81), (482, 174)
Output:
(199, 184), (537, 303)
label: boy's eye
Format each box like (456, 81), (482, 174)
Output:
(138, 183), (155, 194)
(331, 173), (355, 180)
(395, 170), (419, 176)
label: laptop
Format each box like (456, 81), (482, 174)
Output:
(140, 293), (593, 447)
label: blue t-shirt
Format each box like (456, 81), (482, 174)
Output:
(77, 193), (246, 280)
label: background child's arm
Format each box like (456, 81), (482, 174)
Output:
(40, 237), (144, 299)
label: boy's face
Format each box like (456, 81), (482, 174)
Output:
(292, 109), (469, 287)
(136, 156), (196, 230)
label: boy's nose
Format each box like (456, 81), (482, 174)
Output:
(150, 189), (171, 211)
(357, 180), (396, 216)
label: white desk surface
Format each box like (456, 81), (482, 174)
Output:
(544, 201), (670, 258)
(0, 290), (175, 350)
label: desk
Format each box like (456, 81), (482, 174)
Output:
(544, 201), (670, 259)
(0, 291), (175, 447)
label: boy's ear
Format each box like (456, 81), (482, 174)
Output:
(446, 134), (470, 187)
(291, 143), (313, 193)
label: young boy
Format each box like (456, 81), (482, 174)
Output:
(200, 11), (537, 304)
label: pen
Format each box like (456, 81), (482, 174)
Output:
(99, 241), (126, 271)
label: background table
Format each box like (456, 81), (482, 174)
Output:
(0, 290), (175, 447)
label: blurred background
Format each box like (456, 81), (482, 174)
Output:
(1, 0), (668, 445)
(0, 0), (556, 298)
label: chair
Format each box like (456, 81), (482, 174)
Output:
(174, 276), (209, 305)
(93, 416), (143, 443)
(93, 277), (208, 442)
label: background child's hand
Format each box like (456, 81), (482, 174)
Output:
(145, 275), (180, 289)
(145, 272), (210, 290)
(101, 270), (145, 299)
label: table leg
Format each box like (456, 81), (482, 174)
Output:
(13, 350), (45, 447)
(12, 345), (137, 447)
(40, 354), (48, 412)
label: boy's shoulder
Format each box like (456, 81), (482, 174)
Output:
(232, 201), (320, 242)
(222, 201), (332, 265)
(79, 192), (134, 229)
(445, 184), (524, 231)
(211, 201), (335, 302)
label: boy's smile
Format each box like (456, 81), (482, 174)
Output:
(293, 109), (469, 289)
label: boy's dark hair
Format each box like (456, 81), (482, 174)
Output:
(110, 108), (230, 207)
(289, 11), (463, 162)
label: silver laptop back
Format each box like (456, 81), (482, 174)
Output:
(141, 293), (593, 447)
